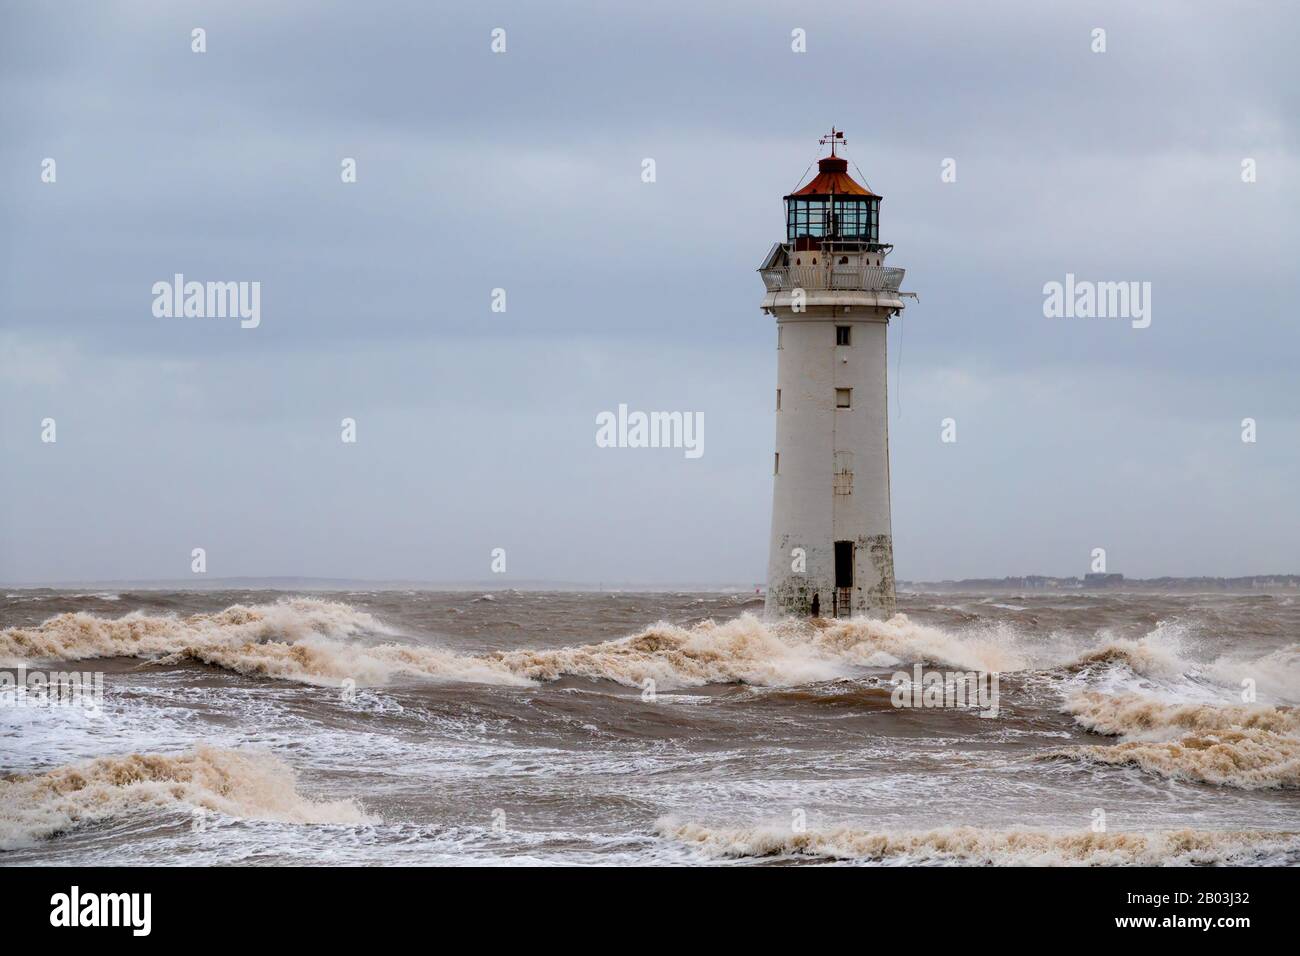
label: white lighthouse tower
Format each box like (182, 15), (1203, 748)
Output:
(758, 129), (914, 619)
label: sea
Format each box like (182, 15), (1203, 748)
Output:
(2, 588), (1297, 865)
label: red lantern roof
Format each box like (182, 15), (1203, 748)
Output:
(785, 155), (878, 199)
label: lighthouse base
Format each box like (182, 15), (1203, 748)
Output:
(765, 533), (897, 620)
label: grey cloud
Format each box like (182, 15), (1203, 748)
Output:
(1, 1), (1296, 582)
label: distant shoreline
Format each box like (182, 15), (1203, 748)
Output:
(3, 574), (1298, 594)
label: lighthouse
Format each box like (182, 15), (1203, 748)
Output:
(758, 129), (914, 619)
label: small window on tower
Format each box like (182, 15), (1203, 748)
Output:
(774, 452), (780, 475)
(776, 389), (781, 411)
(777, 326), (784, 350)
(835, 388), (852, 408)
(835, 325), (851, 346)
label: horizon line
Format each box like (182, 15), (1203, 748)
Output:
(4, 572), (1299, 592)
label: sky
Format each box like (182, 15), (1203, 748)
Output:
(1, 0), (1297, 585)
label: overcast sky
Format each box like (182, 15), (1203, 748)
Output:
(1, 0), (1297, 585)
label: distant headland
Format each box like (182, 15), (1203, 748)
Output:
(898, 574), (1300, 593)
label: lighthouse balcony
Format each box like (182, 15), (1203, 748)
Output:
(760, 263), (906, 294)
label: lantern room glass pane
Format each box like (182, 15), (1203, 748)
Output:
(787, 197), (879, 241)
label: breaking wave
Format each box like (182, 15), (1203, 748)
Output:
(0, 602), (1027, 689)
(1206, 644), (1300, 703)
(167, 640), (533, 687)
(0, 599), (388, 663)
(1050, 691), (1300, 789)
(1060, 639), (1189, 679)
(2, 599), (1289, 702)
(1065, 691), (1300, 737)
(1046, 729), (1300, 790)
(0, 746), (377, 849)
(0, 598), (529, 687)
(1053, 624), (1300, 714)
(490, 613), (1024, 688)
(656, 819), (1300, 866)
(1050, 621), (1213, 685)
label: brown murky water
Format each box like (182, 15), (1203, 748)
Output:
(2, 588), (1298, 865)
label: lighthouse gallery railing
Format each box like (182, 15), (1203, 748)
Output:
(760, 264), (905, 294)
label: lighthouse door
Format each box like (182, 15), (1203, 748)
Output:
(834, 541), (854, 617)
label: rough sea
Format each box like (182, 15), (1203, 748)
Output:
(2, 588), (1298, 865)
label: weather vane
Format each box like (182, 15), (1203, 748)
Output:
(820, 126), (846, 156)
